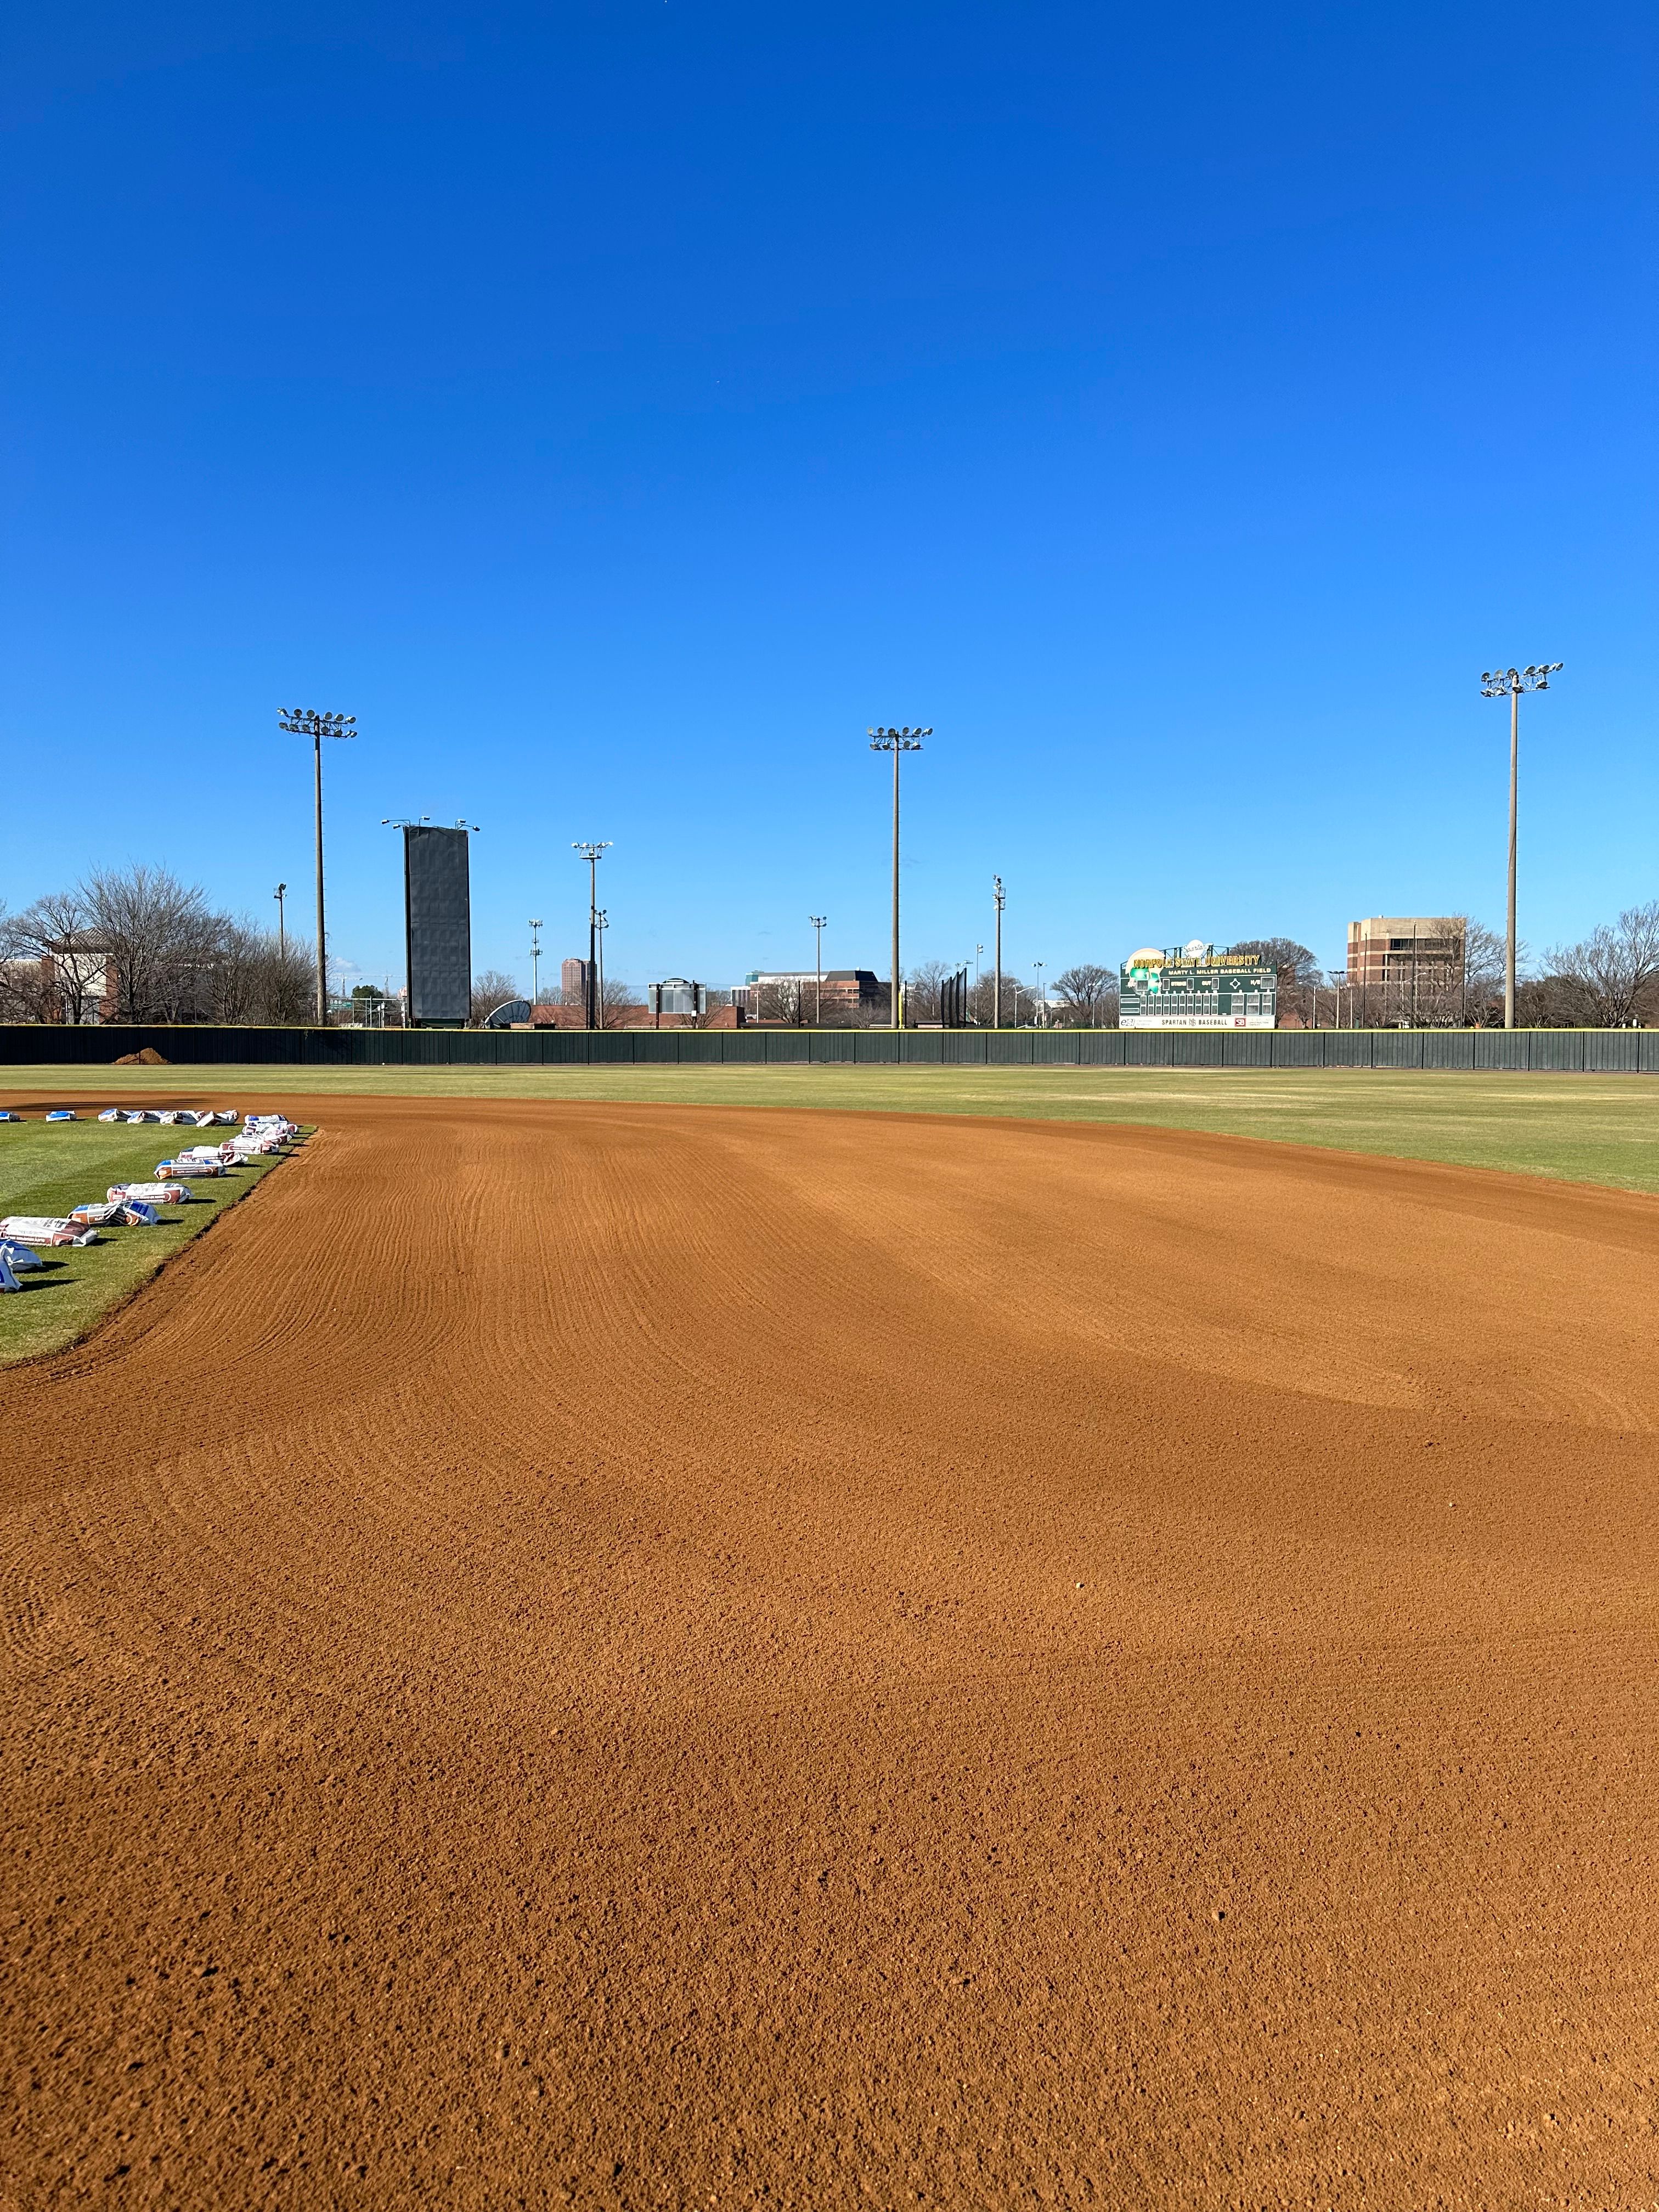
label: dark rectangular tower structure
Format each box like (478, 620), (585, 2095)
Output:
(403, 825), (472, 1026)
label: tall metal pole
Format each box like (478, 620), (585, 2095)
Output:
(1482, 664), (1561, 1032)
(868, 727), (929, 1031)
(1506, 688), (1519, 1030)
(810, 915), (826, 1025)
(890, 744), (901, 1027)
(279, 709), (356, 1028)
(572, 843), (610, 1030)
(312, 735), (326, 1024)
(595, 909), (607, 1029)
(274, 883), (286, 961)
(993, 876), (1004, 1029)
(529, 918), (542, 1011)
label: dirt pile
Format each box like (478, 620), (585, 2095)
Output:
(4, 1098), (1658, 2208)
(112, 1047), (170, 1066)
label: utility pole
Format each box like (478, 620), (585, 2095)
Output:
(868, 726), (930, 1028)
(529, 918), (543, 1012)
(572, 842), (611, 1030)
(274, 882), (287, 960)
(1481, 663), (1562, 1029)
(809, 915), (827, 1025)
(594, 910), (608, 1028)
(278, 708), (356, 1025)
(992, 876), (1005, 1029)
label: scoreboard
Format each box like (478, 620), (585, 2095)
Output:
(1120, 941), (1277, 1029)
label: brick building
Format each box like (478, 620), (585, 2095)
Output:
(1346, 918), (1465, 994)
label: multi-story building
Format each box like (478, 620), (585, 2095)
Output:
(1346, 918), (1465, 995)
(560, 955), (592, 1003)
(733, 968), (884, 1021)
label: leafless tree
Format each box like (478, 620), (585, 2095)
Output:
(470, 969), (523, 1025)
(1544, 902), (1659, 1028)
(902, 960), (956, 1025)
(966, 969), (1026, 1026)
(1053, 962), (1116, 1025)
(79, 865), (225, 1022)
(211, 922), (317, 1024)
(600, 973), (642, 1012)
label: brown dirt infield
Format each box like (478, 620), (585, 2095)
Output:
(4, 1097), (1659, 2209)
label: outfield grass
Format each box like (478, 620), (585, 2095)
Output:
(2, 1063), (1656, 1198)
(0, 1117), (297, 1365)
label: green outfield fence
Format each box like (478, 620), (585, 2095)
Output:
(1, 1025), (1655, 1071)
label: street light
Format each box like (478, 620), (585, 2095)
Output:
(992, 877), (1006, 1029)
(868, 726), (931, 1029)
(529, 918), (543, 1012)
(809, 915), (827, 1025)
(1481, 662), (1562, 1029)
(273, 882), (287, 961)
(1034, 959), (1045, 1028)
(278, 707), (356, 1024)
(572, 842), (611, 1030)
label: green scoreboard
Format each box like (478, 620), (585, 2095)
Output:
(1120, 941), (1277, 1029)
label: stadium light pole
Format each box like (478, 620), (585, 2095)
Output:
(273, 882), (287, 961)
(992, 877), (1006, 1028)
(278, 708), (356, 1025)
(529, 918), (543, 1012)
(573, 842), (611, 1030)
(868, 726), (930, 1028)
(1481, 663), (1562, 1029)
(594, 909), (608, 1030)
(809, 915), (827, 1025)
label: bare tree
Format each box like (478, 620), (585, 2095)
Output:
(78, 866), (225, 1022)
(1053, 962), (1115, 1025)
(1545, 902), (1659, 1028)
(600, 973), (642, 1013)
(904, 960), (955, 1025)
(470, 968), (523, 1025)
(9, 888), (104, 1022)
(211, 921), (317, 1025)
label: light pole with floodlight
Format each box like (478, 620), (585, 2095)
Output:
(278, 707), (356, 1025)
(274, 883), (287, 961)
(868, 726), (930, 1028)
(809, 916), (827, 1025)
(992, 877), (1006, 1029)
(529, 919), (543, 1012)
(572, 842), (611, 1029)
(1481, 662), (1562, 1029)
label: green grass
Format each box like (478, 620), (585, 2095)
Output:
(0, 1114), (300, 1365)
(2, 1063), (1656, 1199)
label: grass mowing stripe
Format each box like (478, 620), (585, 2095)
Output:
(0, 1120), (302, 1365)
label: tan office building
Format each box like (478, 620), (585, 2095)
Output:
(1346, 917), (1465, 991)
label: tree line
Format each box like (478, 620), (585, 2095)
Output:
(5, 868), (1655, 1030)
(0, 866), (314, 1025)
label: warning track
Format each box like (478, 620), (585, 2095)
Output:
(4, 1097), (1659, 2208)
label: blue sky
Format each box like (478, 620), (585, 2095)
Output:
(4, 0), (1654, 995)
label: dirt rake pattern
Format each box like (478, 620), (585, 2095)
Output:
(4, 1097), (1659, 2208)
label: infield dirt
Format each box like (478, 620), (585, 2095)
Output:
(4, 1098), (1658, 2209)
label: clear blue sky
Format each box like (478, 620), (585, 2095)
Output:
(4, 1), (1653, 995)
